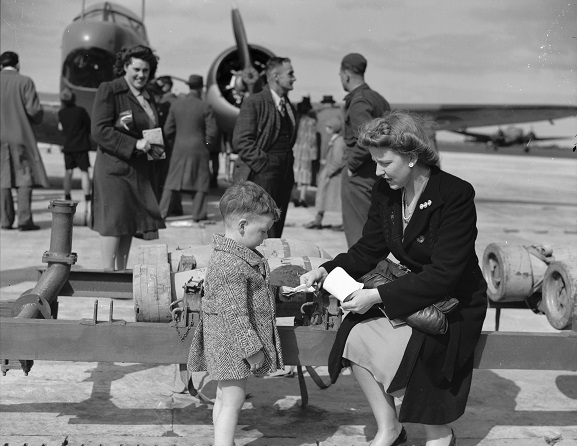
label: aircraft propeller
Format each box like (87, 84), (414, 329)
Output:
(232, 8), (260, 95)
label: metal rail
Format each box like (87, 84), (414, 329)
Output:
(39, 268), (534, 330)
(1, 317), (575, 371)
(40, 268), (134, 299)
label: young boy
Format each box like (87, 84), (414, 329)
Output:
(57, 88), (92, 205)
(188, 181), (284, 445)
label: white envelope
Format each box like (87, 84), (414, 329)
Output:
(322, 267), (364, 302)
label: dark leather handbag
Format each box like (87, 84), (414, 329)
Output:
(359, 258), (459, 335)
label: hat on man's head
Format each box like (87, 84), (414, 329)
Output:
(341, 53), (367, 75)
(156, 75), (173, 87)
(325, 117), (342, 133)
(186, 74), (204, 89)
(320, 95), (336, 104)
(60, 88), (75, 104)
(147, 81), (164, 96)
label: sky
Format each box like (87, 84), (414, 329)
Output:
(1, 0), (576, 144)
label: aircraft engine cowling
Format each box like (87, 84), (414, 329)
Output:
(60, 19), (148, 114)
(205, 44), (275, 137)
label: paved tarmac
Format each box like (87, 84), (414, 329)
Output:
(1, 144), (576, 445)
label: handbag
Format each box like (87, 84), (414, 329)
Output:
(359, 258), (459, 335)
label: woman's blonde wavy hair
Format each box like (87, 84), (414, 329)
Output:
(358, 111), (440, 167)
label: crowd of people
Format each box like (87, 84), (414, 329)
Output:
(1, 47), (487, 446)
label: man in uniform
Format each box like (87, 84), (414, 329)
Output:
(339, 53), (390, 247)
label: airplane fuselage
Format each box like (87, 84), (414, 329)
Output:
(34, 2), (148, 146)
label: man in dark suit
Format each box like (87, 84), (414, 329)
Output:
(159, 74), (218, 222)
(0, 51), (48, 231)
(339, 53), (390, 247)
(232, 57), (297, 238)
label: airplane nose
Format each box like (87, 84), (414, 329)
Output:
(61, 20), (147, 90)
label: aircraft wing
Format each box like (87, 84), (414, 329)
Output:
(392, 104), (577, 131)
(532, 135), (570, 141)
(450, 129), (494, 143)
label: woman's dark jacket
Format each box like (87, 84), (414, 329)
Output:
(322, 167), (487, 424)
(90, 77), (165, 237)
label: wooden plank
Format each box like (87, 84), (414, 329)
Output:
(1, 318), (576, 371)
(134, 244), (168, 265)
(133, 264), (172, 322)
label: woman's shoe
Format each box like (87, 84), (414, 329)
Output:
(304, 221), (322, 229)
(391, 426), (407, 446)
(448, 429), (457, 446)
(299, 200), (309, 208)
(292, 199), (301, 207)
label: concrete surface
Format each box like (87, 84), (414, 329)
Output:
(1, 144), (576, 445)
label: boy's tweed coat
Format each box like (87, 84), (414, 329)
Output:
(188, 234), (283, 380)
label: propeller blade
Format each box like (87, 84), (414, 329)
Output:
(232, 8), (259, 94)
(232, 8), (253, 70)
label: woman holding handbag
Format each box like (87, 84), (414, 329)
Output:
(300, 111), (487, 446)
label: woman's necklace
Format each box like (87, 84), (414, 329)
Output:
(402, 188), (413, 223)
(402, 168), (432, 224)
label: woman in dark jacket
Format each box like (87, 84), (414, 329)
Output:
(301, 111), (487, 446)
(91, 45), (165, 270)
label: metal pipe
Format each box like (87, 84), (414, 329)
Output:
(14, 200), (77, 320)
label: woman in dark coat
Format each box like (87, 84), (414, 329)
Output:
(301, 111), (487, 446)
(91, 45), (166, 270)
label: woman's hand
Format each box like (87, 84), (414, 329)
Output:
(300, 267), (328, 288)
(341, 288), (382, 314)
(135, 138), (151, 153)
(247, 349), (265, 372)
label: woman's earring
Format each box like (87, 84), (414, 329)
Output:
(408, 162), (414, 168)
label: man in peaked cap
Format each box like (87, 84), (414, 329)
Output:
(159, 74), (218, 223)
(338, 52), (390, 247)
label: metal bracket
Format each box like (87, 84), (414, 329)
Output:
(80, 300), (99, 325)
(12, 294), (52, 319)
(42, 251), (78, 265)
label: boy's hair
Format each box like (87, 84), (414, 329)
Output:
(219, 181), (281, 224)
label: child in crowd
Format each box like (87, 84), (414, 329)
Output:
(304, 116), (345, 230)
(57, 88), (92, 204)
(188, 181), (284, 446)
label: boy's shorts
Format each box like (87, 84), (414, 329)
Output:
(64, 152), (90, 171)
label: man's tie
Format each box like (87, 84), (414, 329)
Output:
(278, 97), (286, 117)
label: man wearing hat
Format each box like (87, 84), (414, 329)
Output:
(339, 52), (390, 247)
(57, 87), (92, 211)
(232, 57), (298, 238)
(320, 95), (336, 105)
(0, 51), (48, 231)
(155, 75), (178, 105)
(158, 74), (218, 222)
